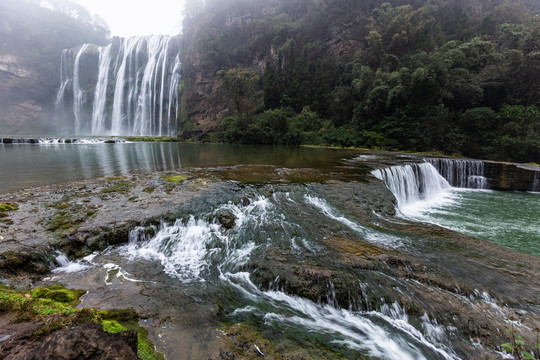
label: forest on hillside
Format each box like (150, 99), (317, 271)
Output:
(181, 0), (540, 163)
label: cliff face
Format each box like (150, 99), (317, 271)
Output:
(179, 0), (540, 138)
(0, 0), (108, 135)
(179, 0), (370, 134)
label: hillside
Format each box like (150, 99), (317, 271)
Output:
(0, 0), (109, 134)
(180, 0), (540, 163)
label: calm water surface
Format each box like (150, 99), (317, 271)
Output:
(0, 142), (355, 193)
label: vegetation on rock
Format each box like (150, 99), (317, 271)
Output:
(181, 0), (540, 163)
(0, 284), (164, 360)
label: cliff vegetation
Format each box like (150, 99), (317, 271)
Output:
(180, 0), (540, 163)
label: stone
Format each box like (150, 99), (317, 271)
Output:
(23, 323), (138, 360)
(216, 209), (236, 229)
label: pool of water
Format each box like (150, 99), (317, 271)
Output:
(409, 189), (540, 257)
(0, 142), (356, 193)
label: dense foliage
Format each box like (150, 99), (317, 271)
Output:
(182, 0), (540, 163)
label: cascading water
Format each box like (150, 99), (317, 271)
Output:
(372, 163), (451, 213)
(426, 158), (488, 189)
(91, 44), (112, 134)
(117, 190), (460, 360)
(54, 35), (181, 136)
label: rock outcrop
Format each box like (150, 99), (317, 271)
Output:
(23, 324), (138, 360)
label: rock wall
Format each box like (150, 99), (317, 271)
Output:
(485, 162), (540, 192)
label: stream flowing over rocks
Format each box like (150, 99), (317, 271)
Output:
(0, 149), (539, 360)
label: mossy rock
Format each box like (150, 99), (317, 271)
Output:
(220, 323), (283, 359)
(98, 308), (139, 322)
(142, 186), (155, 193)
(31, 286), (86, 305)
(0, 202), (18, 212)
(100, 318), (165, 360)
(163, 175), (185, 182)
(0, 212), (8, 218)
(101, 180), (134, 194)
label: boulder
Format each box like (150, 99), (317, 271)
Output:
(216, 209), (236, 229)
(23, 323), (138, 360)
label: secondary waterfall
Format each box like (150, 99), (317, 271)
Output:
(426, 158), (488, 189)
(372, 163), (451, 211)
(54, 35), (181, 136)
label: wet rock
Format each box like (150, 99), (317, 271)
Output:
(22, 323), (138, 360)
(0, 249), (50, 275)
(216, 209), (236, 229)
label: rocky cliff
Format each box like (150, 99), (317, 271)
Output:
(0, 0), (108, 135)
(179, 0), (540, 144)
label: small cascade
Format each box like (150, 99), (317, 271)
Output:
(54, 35), (181, 136)
(372, 163), (451, 210)
(426, 158), (489, 189)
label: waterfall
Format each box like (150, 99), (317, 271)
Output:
(72, 44), (92, 135)
(426, 158), (488, 189)
(55, 35), (181, 136)
(91, 44), (112, 134)
(54, 49), (73, 113)
(372, 163), (451, 210)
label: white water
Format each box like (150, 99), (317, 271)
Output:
(55, 35), (181, 136)
(304, 194), (406, 247)
(221, 272), (459, 360)
(91, 44), (112, 134)
(372, 163), (453, 216)
(116, 191), (458, 359)
(72, 44), (91, 135)
(52, 253), (94, 274)
(426, 158), (488, 189)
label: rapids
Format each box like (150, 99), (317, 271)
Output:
(37, 152), (539, 359)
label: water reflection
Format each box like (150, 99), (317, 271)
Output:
(0, 143), (356, 193)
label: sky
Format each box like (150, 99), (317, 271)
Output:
(72, 0), (184, 37)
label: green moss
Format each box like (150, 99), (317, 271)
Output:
(101, 180), (134, 194)
(31, 286), (86, 305)
(0, 202), (18, 212)
(57, 202), (70, 210)
(142, 186), (155, 193)
(1, 285), (163, 360)
(100, 317), (164, 360)
(163, 175), (186, 183)
(102, 319), (125, 333)
(47, 211), (76, 232)
(0, 212), (8, 218)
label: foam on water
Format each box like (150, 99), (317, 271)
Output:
(52, 253), (94, 274)
(220, 271), (459, 360)
(304, 194), (405, 247)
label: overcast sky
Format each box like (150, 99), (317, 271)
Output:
(72, 0), (184, 37)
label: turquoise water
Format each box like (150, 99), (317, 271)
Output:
(412, 189), (540, 257)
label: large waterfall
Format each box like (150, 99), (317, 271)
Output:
(54, 35), (181, 136)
